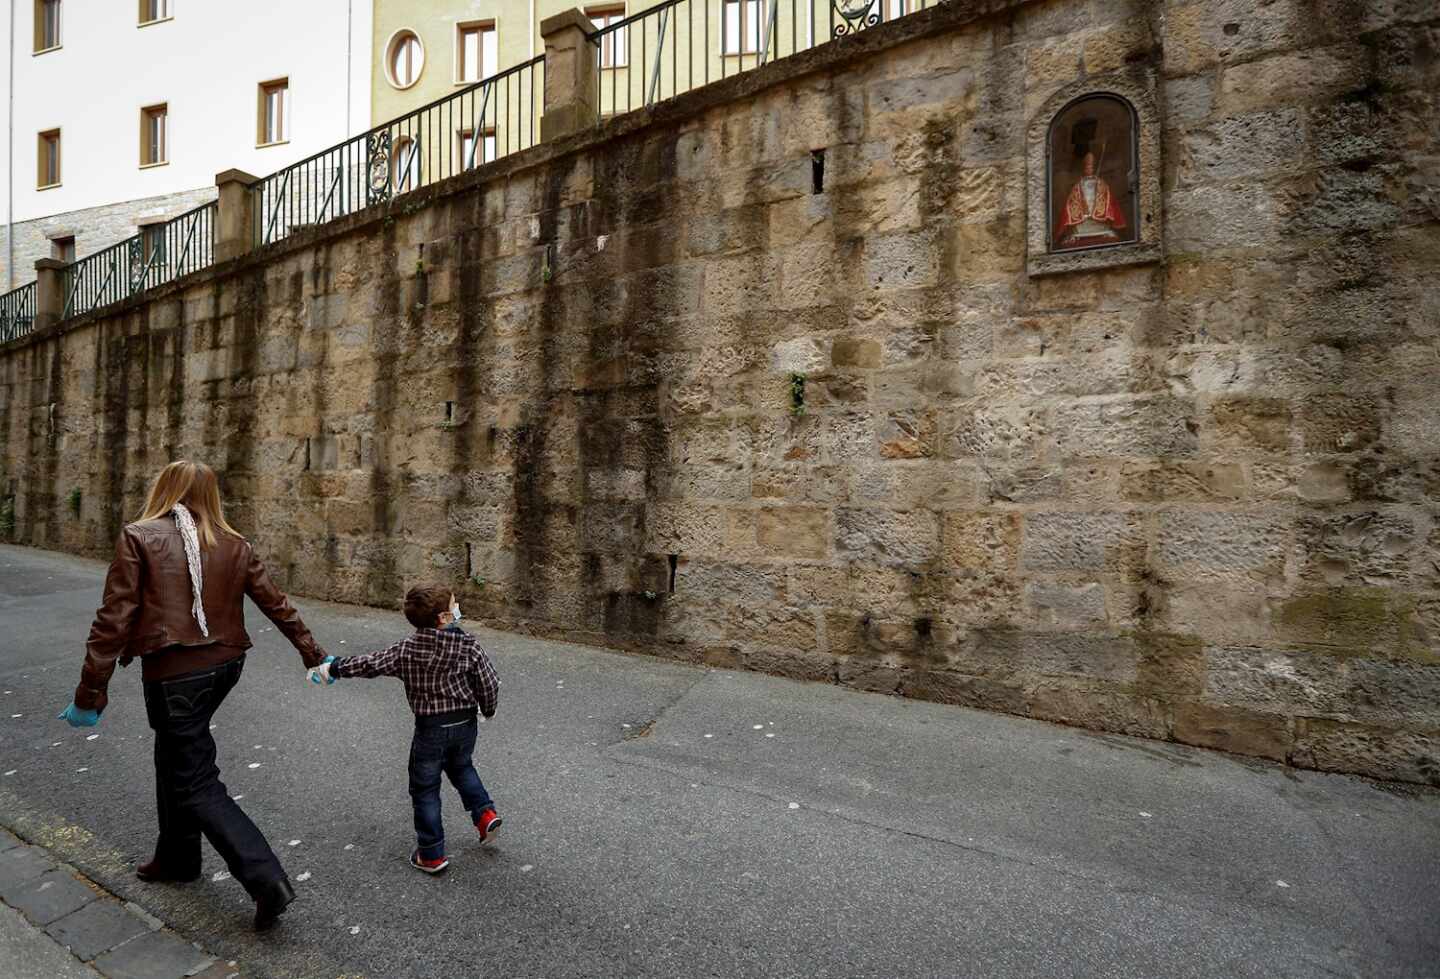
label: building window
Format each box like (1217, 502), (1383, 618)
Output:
(258, 79), (289, 146)
(386, 30), (424, 89)
(50, 235), (75, 263)
(587, 7), (627, 68)
(1047, 94), (1138, 253)
(140, 104), (168, 167)
(456, 22), (496, 83)
(37, 130), (60, 188)
(34, 0), (61, 51)
(457, 127), (496, 168)
(391, 137), (420, 192)
(138, 0), (171, 25)
(722, 0), (761, 55)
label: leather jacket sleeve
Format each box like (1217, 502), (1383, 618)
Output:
(75, 527), (145, 713)
(244, 543), (326, 668)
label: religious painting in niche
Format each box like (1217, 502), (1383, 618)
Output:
(1048, 95), (1138, 252)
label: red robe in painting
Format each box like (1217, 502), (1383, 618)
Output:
(1054, 176), (1127, 247)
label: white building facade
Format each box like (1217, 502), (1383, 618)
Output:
(2, 0), (373, 289)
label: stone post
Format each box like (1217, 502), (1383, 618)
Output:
(33, 258), (66, 330)
(214, 169), (260, 262)
(540, 9), (599, 142)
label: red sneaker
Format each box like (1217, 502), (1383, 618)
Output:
(410, 850), (450, 874)
(476, 808), (502, 843)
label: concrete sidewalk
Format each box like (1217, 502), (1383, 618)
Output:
(0, 828), (239, 979)
(2, 542), (1439, 978)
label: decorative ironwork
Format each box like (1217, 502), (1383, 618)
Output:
(367, 129), (393, 205)
(832, 0), (881, 37)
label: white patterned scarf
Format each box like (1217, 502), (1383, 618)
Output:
(172, 503), (210, 637)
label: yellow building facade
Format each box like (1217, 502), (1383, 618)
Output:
(368, 0), (904, 135)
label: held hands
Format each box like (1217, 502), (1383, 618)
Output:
(58, 703), (100, 728)
(307, 655), (336, 687)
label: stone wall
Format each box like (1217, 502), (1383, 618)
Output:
(2, 186), (218, 291)
(2, 0), (1437, 783)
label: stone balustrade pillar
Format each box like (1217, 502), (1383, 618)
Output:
(214, 169), (260, 262)
(33, 258), (65, 331)
(540, 9), (599, 142)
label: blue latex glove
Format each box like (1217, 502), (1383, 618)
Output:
(308, 655), (337, 686)
(57, 703), (100, 728)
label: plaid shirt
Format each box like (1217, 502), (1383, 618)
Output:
(331, 627), (500, 718)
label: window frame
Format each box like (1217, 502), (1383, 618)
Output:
(722, 0), (762, 57)
(385, 29), (425, 90)
(34, 0), (62, 53)
(455, 21), (497, 85)
(391, 136), (421, 193)
(257, 78), (290, 147)
(139, 103), (169, 168)
(137, 0), (172, 26)
(37, 129), (61, 189)
(586, 6), (627, 69)
(49, 234), (76, 263)
(456, 126), (497, 170)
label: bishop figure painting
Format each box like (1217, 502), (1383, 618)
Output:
(1049, 95), (1138, 252)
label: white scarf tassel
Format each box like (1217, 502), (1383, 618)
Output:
(172, 503), (210, 637)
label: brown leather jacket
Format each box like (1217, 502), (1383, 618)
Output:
(75, 518), (326, 713)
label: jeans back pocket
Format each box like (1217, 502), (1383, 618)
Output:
(161, 671), (218, 718)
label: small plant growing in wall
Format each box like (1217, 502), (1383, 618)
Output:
(66, 487), (82, 519)
(470, 575), (487, 589)
(789, 372), (807, 418)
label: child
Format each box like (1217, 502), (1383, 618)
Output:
(310, 584), (501, 874)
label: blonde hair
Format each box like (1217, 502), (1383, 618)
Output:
(137, 461), (242, 550)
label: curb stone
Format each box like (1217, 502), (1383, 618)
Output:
(0, 828), (243, 979)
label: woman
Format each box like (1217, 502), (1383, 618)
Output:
(58, 461), (329, 931)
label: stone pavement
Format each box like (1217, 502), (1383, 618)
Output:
(0, 828), (240, 979)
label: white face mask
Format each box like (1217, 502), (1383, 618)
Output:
(449, 602), (462, 626)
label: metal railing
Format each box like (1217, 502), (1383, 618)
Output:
(62, 200), (216, 319)
(0, 281), (36, 343)
(253, 54), (545, 248)
(589, 0), (935, 119)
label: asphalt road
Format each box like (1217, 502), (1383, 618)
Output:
(1, 542), (1438, 979)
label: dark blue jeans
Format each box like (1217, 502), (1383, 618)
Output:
(141, 656), (287, 898)
(409, 713), (493, 860)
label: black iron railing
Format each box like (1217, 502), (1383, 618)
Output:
(0, 281), (36, 343)
(62, 200), (215, 320)
(589, 0), (934, 119)
(253, 55), (545, 248)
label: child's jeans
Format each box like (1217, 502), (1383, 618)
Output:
(409, 709), (493, 860)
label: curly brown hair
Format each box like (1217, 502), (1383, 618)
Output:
(404, 584), (453, 629)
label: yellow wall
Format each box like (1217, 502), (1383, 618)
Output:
(370, 0), (850, 128)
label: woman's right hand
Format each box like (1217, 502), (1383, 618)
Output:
(307, 655), (336, 686)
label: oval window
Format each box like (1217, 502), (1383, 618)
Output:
(387, 31), (425, 89)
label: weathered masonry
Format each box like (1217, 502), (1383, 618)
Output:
(2, 0), (1437, 783)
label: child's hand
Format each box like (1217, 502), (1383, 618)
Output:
(307, 655), (336, 686)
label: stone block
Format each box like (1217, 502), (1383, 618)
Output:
(93, 929), (213, 979)
(1216, 44), (1370, 115)
(834, 507), (941, 568)
(1051, 397), (1199, 459)
(942, 511), (1021, 571)
(1290, 719), (1438, 785)
(1027, 581), (1108, 630)
(862, 231), (940, 292)
(1082, 22), (1153, 74)
(1205, 398), (1291, 454)
(1027, 685), (1171, 740)
(0, 846), (53, 899)
(1173, 702), (1292, 761)
(45, 898), (152, 961)
(1155, 509), (1289, 573)
(1021, 511), (1140, 572)
(1120, 461), (1246, 502)
(6, 869), (96, 925)
(756, 507), (830, 561)
(832, 337), (882, 369)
